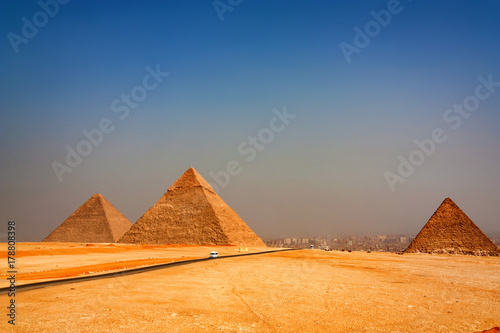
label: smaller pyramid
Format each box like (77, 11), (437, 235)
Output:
(119, 167), (265, 246)
(43, 194), (133, 243)
(404, 198), (499, 256)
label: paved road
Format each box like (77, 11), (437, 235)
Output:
(0, 248), (297, 295)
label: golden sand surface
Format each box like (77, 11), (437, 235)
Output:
(1, 247), (499, 332)
(0, 242), (267, 288)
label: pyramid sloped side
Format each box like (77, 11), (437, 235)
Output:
(203, 188), (266, 247)
(405, 199), (499, 256)
(43, 195), (116, 243)
(118, 186), (231, 245)
(98, 196), (133, 241)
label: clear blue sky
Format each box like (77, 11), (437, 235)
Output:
(1, 0), (499, 241)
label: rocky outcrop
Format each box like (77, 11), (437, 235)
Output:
(474, 327), (500, 333)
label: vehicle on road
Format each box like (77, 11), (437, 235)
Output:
(209, 251), (218, 258)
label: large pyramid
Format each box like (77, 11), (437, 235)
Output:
(43, 194), (133, 243)
(119, 167), (265, 247)
(404, 198), (499, 256)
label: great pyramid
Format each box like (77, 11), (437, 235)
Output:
(404, 197), (499, 256)
(118, 167), (265, 247)
(43, 194), (133, 243)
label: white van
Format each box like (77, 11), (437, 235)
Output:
(209, 251), (218, 258)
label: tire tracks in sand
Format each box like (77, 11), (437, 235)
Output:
(227, 275), (276, 331)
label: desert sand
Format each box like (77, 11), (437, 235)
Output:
(0, 242), (268, 288)
(1, 244), (499, 332)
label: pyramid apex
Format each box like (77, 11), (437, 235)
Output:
(440, 197), (459, 208)
(91, 193), (105, 204)
(168, 167), (215, 192)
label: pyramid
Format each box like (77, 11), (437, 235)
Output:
(43, 194), (133, 243)
(118, 167), (265, 247)
(404, 198), (499, 256)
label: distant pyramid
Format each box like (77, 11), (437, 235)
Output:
(119, 167), (265, 247)
(43, 194), (133, 243)
(404, 198), (499, 256)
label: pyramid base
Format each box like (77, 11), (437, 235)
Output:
(405, 248), (499, 256)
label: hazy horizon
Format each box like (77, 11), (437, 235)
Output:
(1, 0), (500, 242)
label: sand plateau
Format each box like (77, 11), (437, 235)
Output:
(2, 246), (498, 332)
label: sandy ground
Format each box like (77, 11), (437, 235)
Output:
(1, 246), (499, 332)
(0, 243), (267, 287)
